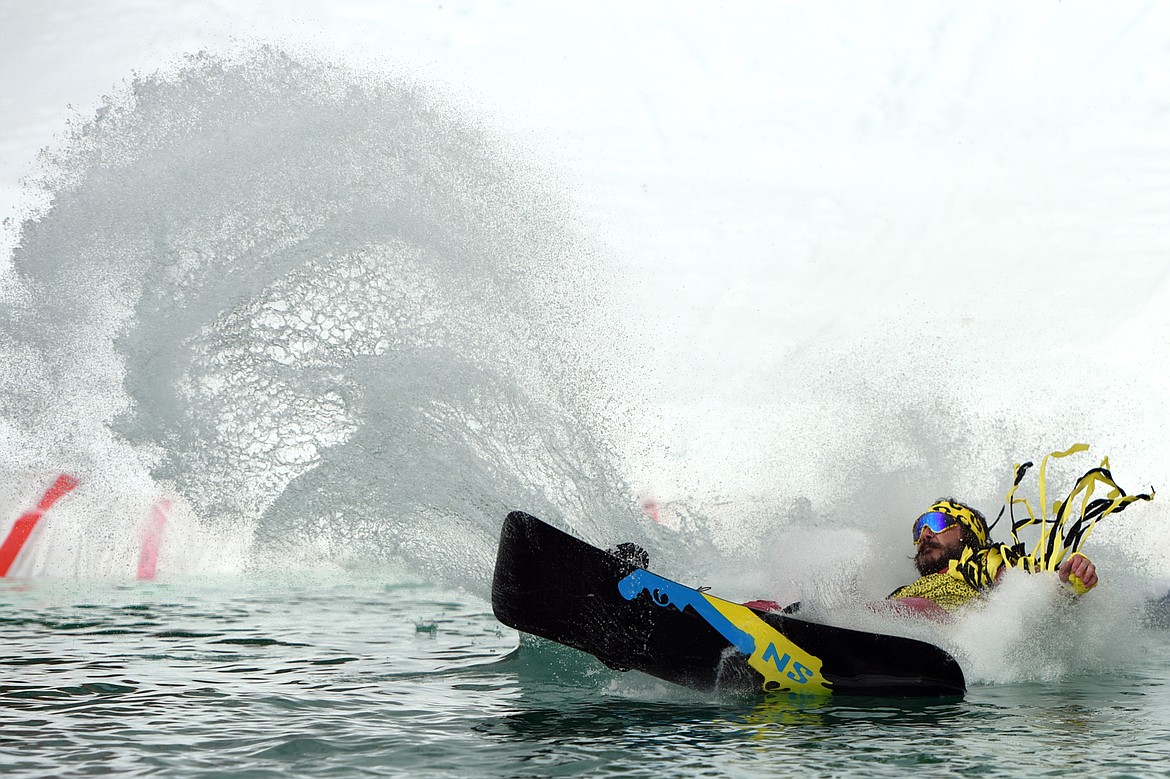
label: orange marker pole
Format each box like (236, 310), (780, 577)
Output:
(137, 499), (171, 581)
(0, 474), (79, 577)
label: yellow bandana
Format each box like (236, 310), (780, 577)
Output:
(927, 499), (988, 546)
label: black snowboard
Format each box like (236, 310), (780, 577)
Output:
(492, 511), (965, 698)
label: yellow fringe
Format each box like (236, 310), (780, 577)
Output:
(954, 444), (1153, 589)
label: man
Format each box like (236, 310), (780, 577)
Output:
(623, 496), (1105, 620)
(887, 498), (1098, 619)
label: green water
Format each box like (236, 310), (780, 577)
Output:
(2, 578), (1169, 778)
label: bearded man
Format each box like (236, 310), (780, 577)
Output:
(888, 498), (1097, 617)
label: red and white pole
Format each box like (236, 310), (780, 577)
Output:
(0, 474), (79, 577)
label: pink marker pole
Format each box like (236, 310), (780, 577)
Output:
(0, 474), (79, 577)
(137, 499), (171, 581)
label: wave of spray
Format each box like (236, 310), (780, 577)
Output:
(3, 44), (1167, 688)
(0, 47), (643, 586)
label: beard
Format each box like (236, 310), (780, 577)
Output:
(914, 538), (959, 576)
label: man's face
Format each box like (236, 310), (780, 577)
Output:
(914, 524), (965, 575)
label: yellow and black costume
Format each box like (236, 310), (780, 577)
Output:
(889, 445), (1154, 612)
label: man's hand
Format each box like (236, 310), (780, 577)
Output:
(1058, 552), (1098, 595)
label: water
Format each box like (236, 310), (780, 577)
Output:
(5, 576), (1170, 778)
(1, 47), (643, 583)
(4, 18), (1170, 778)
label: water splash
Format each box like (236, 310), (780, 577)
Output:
(2, 44), (1166, 691)
(0, 47), (640, 585)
